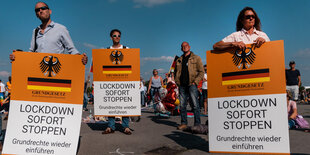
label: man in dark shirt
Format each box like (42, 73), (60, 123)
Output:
(286, 61), (301, 101)
(174, 42), (204, 130)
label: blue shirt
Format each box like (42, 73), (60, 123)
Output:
(29, 21), (79, 54)
(285, 69), (300, 86)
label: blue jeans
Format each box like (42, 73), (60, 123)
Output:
(150, 87), (160, 103)
(83, 92), (88, 109)
(140, 91), (145, 106)
(108, 117), (129, 131)
(179, 85), (201, 126)
(288, 119), (296, 129)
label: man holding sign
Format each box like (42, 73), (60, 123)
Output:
(102, 29), (132, 135)
(4, 2), (87, 154)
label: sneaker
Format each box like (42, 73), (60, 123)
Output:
(177, 124), (188, 130)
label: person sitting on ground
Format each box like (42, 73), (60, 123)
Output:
(287, 91), (298, 129)
(102, 29), (132, 135)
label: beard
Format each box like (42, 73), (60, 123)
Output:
(37, 13), (50, 23)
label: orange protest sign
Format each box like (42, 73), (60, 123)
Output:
(92, 49), (140, 81)
(92, 49), (141, 116)
(11, 52), (85, 104)
(207, 40), (286, 98)
(207, 40), (290, 154)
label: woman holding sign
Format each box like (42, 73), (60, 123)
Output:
(213, 7), (270, 50)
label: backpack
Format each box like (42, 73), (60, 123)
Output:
(295, 115), (310, 129)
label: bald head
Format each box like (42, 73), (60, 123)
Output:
(181, 41), (191, 53)
(35, 2), (51, 23)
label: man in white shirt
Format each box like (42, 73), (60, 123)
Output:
(102, 29), (131, 135)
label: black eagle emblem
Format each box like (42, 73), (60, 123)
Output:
(40, 56), (61, 77)
(110, 50), (123, 64)
(232, 47), (256, 69)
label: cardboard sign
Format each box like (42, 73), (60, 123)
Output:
(92, 49), (140, 116)
(2, 52), (85, 155)
(207, 40), (290, 154)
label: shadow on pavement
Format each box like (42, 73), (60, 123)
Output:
(164, 131), (209, 153)
(303, 115), (310, 118)
(76, 136), (81, 155)
(148, 116), (178, 128)
(145, 146), (187, 155)
(86, 122), (108, 131)
(86, 122), (134, 132)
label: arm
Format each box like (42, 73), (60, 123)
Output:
(147, 77), (152, 94)
(60, 27), (87, 65)
(29, 29), (36, 52)
(61, 27), (80, 55)
(298, 76), (301, 87)
(160, 77), (164, 87)
(194, 56), (204, 86)
(290, 108), (298, 120)
(213, 41), (246, 51)
(253, 37), (267, 48)
(203, 74), (207, 82)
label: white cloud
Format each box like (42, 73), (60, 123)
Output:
(0, 71), (10, 78)
(141, 56), (174, 62)
(83, 43), (99, 49)
(157, 68), (165, 73)
(294, 48), (310, 58)
(133, 0), (184, 8)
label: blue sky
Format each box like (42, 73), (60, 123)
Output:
(1, 0), (310, 85)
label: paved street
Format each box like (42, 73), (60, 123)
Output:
(1, 103), (309, 155)
(76, 103), (310, 155)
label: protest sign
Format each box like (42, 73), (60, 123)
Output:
(2, 52), (85, 155)
(207, 40), (290, 154)
(92, 49), (140, 116)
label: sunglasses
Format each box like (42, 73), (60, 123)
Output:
(35, 6), (49, 13)
(245, 15), (255, 19)
(112, 35), (121, 38)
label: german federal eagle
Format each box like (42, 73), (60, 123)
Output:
(40, 56), (61, 77)
(110, 50), (123, 64)
(232, 47), (256, 69)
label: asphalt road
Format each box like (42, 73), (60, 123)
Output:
(1, 103), (309, 155)
(76, 103), (310, 155)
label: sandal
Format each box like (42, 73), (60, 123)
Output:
(102, 128), (114, 134)
(123, 128), (132, 135)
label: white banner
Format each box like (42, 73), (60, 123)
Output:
(94, 81), (141, 116)
(2, 100), (82, 155)
(208, 93), (290, 154)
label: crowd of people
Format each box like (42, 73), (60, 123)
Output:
(1, 1), (309, 152)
